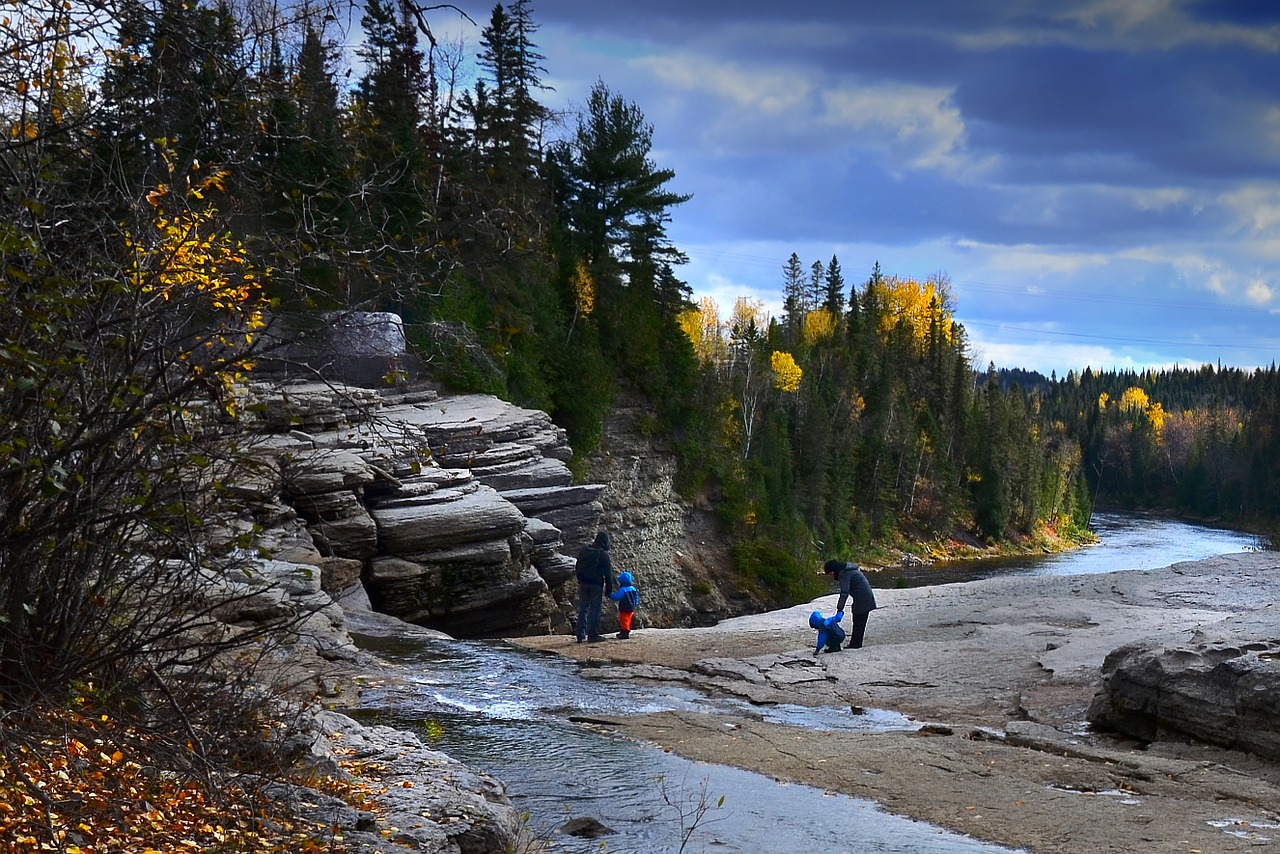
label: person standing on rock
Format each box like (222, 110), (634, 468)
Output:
(823, 560), (877, 649)
(575, 531), (614, 643)
(610, 571), (640, 639)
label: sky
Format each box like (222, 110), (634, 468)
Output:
(435, 0), (1280, 377)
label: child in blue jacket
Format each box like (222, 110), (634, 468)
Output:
(809, 609), (845, 655)
(610, 571), (640, 639)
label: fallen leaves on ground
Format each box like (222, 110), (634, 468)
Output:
(0, 704), (386, 853)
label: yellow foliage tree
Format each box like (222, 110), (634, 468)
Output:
(678, 295), (726, 365)
(802, 308), (836, 346)
(730, 296), (767, 339)
(771, 350), (802, 392)
(866, 274), (956, 353)
(123, 171), (267, 417)
(1118, 386), (1149, 413)
(1146, 400), (1166, 439)
(570, 258), (594, 317)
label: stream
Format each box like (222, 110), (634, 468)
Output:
(343, 513), (1261, 853)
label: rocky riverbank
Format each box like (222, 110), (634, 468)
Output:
(513, 551), (1280, 853)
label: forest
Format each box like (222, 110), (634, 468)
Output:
(5, 0), (1278, 602)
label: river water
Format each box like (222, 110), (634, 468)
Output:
(345, 513), (1261, 854)
(881, 511), (1262, 588)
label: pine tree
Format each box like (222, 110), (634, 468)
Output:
(478, 0), (550, 172)
(546, 81), (690, 279)
(352, 0), (431, 307)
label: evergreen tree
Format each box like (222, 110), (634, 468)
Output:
(352, 0), (431, 308)
(781, 252), (806, 337)
(472, 0), (549, 172)
(546, 81), (690, 284)
(823, 254), (846, 316)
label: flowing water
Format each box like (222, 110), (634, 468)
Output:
(880, 511), (1262, 588)
(344, 513), (1261, 853)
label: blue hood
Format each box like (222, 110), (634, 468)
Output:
(618, 571), (633, 586)
(809, 610), (824, 629)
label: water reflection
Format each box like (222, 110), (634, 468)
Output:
(878, 512), (1260, 588)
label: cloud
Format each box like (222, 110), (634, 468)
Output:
(820, 84), (974, 174)
(512, 0), (1280, 374)
(635, 53), (814, 118)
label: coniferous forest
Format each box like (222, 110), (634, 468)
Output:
(4, 0), (1278, 608)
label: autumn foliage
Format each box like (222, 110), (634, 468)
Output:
(0, 703), (389, 853)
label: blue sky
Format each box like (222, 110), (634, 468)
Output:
(438, 0), (1280, 377)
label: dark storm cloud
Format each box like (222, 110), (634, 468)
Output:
(485, 0), (1280, 373)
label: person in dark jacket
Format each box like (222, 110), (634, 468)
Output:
(575, 531), (614, 642)
(822, 559), (877, 649)
(609, 571), (640, 639)
(809, 609), (845, 655)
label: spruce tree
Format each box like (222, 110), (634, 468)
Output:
(823, 255), (846, 316)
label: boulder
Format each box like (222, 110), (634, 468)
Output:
(1087, 631), (1280, 759)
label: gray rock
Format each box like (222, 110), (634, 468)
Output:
(282, 447), (378, 495)
(307, 709), (529, 854)
(365, 553), (557, 637)
(559, 817), (614, 838)
(501, 483), (607, 514)
(371, 486), (525, 552)
(292, 489), (379, 559)
(1087, 633), (1280, 759)
(318, 556), (364, 594)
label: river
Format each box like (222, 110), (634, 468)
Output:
(344, 513), (1261, 854)
(881, 511), (1262, 588)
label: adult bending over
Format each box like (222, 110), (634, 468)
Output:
(822, 559), (877, 649)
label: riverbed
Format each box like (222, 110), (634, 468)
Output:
(348, 632), (1023, 853)
(350, 515), (1274, 853)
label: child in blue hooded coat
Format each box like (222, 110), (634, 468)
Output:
(610, 571), (640, 639)
(809, 610), (845, 655)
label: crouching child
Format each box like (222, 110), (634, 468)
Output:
(610, 571), (640, 639)
(809, 610), (845, 655)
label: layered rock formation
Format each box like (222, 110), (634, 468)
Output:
(233, 381), (606, 638)
(584, 390), (758, 630)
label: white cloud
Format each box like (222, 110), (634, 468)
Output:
(1246, 278), (1275, 304)
(958, 241), (1111, 278)
(820, 83), (975, 173)
(635, 53), (813, 116)
(1221, 183), (1280, 235)
(967, 335), (1193, 376)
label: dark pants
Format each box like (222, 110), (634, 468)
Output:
(847, 612), (870, 648)
(576, 582), (604, 640)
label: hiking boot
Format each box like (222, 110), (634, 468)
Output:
(616, 631), (630, 639)
(587, 635), (607, 643)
